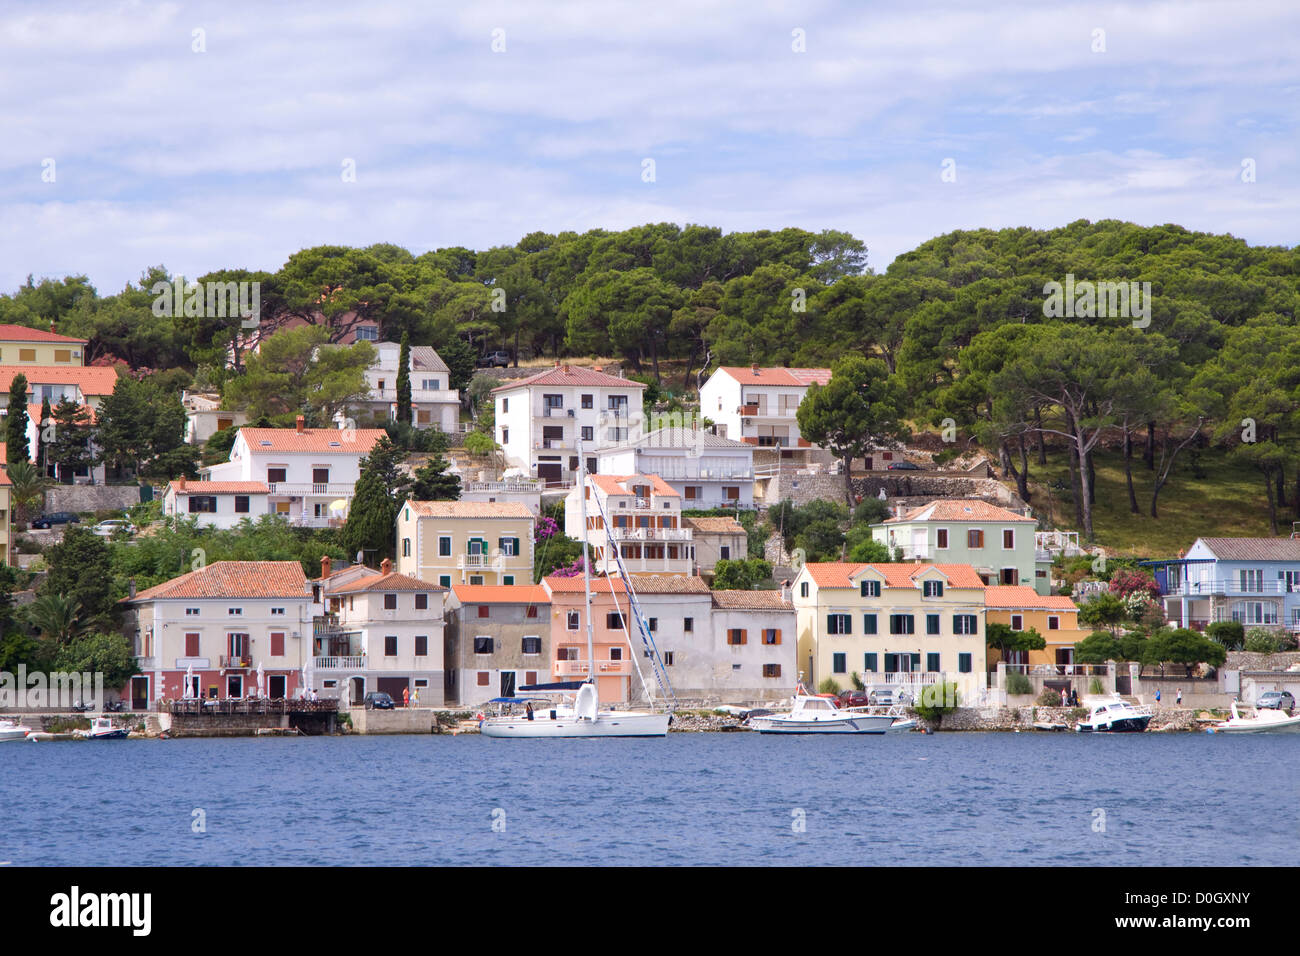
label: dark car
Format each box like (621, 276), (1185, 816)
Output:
(477, 350), (511, 368)
(886, 461), (922, 471)
(364, 692), (395, 710)
(837, 690), (870, 708)
(1257, 691), (1295, 713)
(31, 512), (81, 529)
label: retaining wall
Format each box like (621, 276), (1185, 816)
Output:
(45, 485), (146, 514)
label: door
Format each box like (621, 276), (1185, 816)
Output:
(537, 463), (563, 487)
(911, 528), (926, 559)
(226, 675), (242, 698)
(1056, 647), (1074, 675)
(131, 676), (149, 710)
(268, 675), (287, 699)
(377, 677), (409, 703)
(500, 672), (516, 697)
(351, 677), (365, 705)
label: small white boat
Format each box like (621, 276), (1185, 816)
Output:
(75, 717), (128, 740)
(1208, 701), (1300, 734)
(746, 688), (896, 735)
(0, 720), (32, 742)
(1075, 696), (1152, 733)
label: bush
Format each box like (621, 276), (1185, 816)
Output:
(463, 431), (496, 456)
(1006, 671), (1033, 695)
(1089, 677), (1104, 695)
(912, 682), (959, 726)
(817, 677), (841, 695)
(1244, 628), (1280, 654)
(1037, 688), (1062, 706)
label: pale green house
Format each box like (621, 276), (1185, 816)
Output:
(871, 499), (1051, 596)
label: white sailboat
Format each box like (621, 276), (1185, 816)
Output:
(480, 445), (671, 739)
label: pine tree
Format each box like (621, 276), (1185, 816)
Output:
(341, 437), (407, 563)
(5, 374), (29, 463)
(395, 332), (413, 426)
(409, 455), (461, 501)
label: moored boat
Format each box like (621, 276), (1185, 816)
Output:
(746, 685), (896, 734)
(1074, 696), (1152, 733)
(76, 717), (128, 740)
(1207, 701), (1300, 734)
(0, 719), (32, 742)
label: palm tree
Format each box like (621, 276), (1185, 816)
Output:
(26, 593), (85, 645)
(4, 460), (47, 528)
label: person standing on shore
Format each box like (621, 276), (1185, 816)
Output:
(1155, 688), (1162, 706)
(1176, 688), (1183, 706)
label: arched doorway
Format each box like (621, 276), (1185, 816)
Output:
(349, 676), (365, 705)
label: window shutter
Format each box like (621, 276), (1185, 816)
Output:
(740, 629), (748, 645)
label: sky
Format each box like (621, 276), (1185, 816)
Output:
(1, 0), (1297, 293)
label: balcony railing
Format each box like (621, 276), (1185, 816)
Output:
(553, 659), (631, 677)
(1164, 580), (1298, 597)
(464, 479), (543, 493)
(314, 656), (364, 670)
(220, 655), (251, 668)
(458, 553), (507, 569)
(266, 482), (355, 497)
(608, 527), (692, 541)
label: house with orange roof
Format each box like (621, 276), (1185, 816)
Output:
(303, 557), (449, 706)
(162, 477), (272, 529)
(395, 499), (535, 588)
(871, 498), (1051, 595)
(0, 323), (88, 367)
(983, 585), (1088, 672)
(0, 364), (118, 411)
(566, 473), (695, 576)
(683, 515), (749, 575)
(492, 363), (646, 487)
(791, 561), (989, 697)
(698, 364), (831, 458)
(119, 560), (316, 708)
(201, 416), (387, 527)
(445, 583), (551, 705)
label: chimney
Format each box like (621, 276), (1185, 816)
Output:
(752, 363), (760, 376)
(295, 415), (305, 433)
(128, 578), (136, 599)
(178, 475), (186, 491)
(50, 321), (57, 334)
(564, 365), (572, 376)
(320, 555), (331, 579)
(380, 557), (392, 575)
(780, 579), (791, 603)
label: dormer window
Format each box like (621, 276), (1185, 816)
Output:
(859, 580), (881, 598)
(922, 580), (944, 597)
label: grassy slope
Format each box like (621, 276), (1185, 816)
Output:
(1028, 446), (1280, 558)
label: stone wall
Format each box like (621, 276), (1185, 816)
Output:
(45, 485), (145, 515)
(934, 705), (1205, 732)
(758, 472), (1028, 513)
(349, 707), (437, 734)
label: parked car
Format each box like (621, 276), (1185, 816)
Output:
(836, 690), (870, 708)
(31, 512), (80, 529)
(886, 460), (922, 471)
(1257, 691), (1295, 713)
(477, 350), (511, 368)
(868, 689), (894, 706)
(364, 692), (395, 710)
(93, 519), (135, 538)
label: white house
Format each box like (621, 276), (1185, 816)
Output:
(698, 365), (830, 458)
(566, 473), (695, 577)
(163, 478), (272, 529)
(594, 426), (754, 508)
(342, 341), (460, 432)
(182, 391), (248, 445)
(493, 364), (645, 487)
(202, 417), (387, 528)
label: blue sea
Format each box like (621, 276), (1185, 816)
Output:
(1, 732), (1292, 866)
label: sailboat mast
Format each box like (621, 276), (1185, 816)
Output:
(576, 441), (596, 686)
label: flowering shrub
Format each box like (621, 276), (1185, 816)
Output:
(550, 556), (587, 578)
(535, 516), (559, 541)
(1108, 568), (1160, 601)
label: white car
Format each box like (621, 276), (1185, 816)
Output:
(93, 519), (135, 538)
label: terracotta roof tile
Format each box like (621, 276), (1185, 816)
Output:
(332, 571), (444, 594)
(802, 562), (987, 590)
(589, 474), (680, 498)
(544, 573), (710, 595)
(0, 324), (87, 344)
(239, 427), (386, 455)
(718, 366), (831, 387)
(451, 584), (550, 604)
(168, 481), (270, 495)
(125, 561), (309, 602)
(983, 585), (1078, 610)
(683, 516), (746, 534)
(0, 366), (118, 396)
(882, 499), (1035, 524)
(710, 589), (792, 609)
(406, 500), (534, 519)
(491, 365), (647, 392)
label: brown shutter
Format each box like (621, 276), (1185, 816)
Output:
(270, 632), (285, 657)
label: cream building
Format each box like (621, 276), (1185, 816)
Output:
(567, 474), (694, 576)
(395, 500), (535, 588)
(0, 324), (87, 366)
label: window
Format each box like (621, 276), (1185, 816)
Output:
(889, 614), (915, 635)
(827, 614), (851, 635)
(762, 629), (781, 645)
(354, 326), (378, 341)
(543, 393), (563, 411)
(927, 652), (941, 673)
(558, 646), (579, 661)
(922, 580), (944, 597)
(415, 635), (428, 656)
(185, 633), (200, 657)
(1240, 569), (1264, 592)
(610, 647), (623, 661)
(185, 608), (200, 616)
(384, 636), (397, 656)
(235, 496), (250, 513)
(727, 629), (747, 645)
(54, 349), (71, 363)
(312, 468), (330, 484)
(1002, 529), (1015, 549)
(959, 653), (972, 673)
(864, 652), (878, 672)
(800, 581), (809, 598)
(499, 536), (520, 556)
(503, 576), (515, 586)
(474, 637), (494, 654)
(271, 607), (285, 616)
(478, 605), (490, 619)
(526, 605), (538, 618)
(968, 529), (984, 549)
(581, 394), (593, 408)
(502, 429), (508, 444)
(936, 528), (949, 549)
(1010, 614), (1023, 631)
(439, 536), (452, 557)
(859, 580), (881, 598)
(415, 593), (428, 610)
(270, 632), (285, 656)
(525, 671), (537, 685)
(647, 618), (658, 631)
(832, 653), (846, 674)
(663, 651), (674, 666)
(762, 664), (782, 678)
(384, 594), (397, 610)
(18, 348), (35, 362)
(402, 538), (411, 557)
(863, 613), (877, 635)
(606, 612), (625, 630)
(267, 468), (287, 484)
(953, 615), (978, 635)
(188, 496), (217, 513)
(581, 426), (593, 441)
(477, 672), (490, 686)
(228, 608), (242, 616)
(567, 611), (580, 630)
(502, 398), (508, 413)
(927, 613), (940, 635)
(1048, 615), (1059, 630)
(522, 637), (541, 655)
(439, 575), (451, 588)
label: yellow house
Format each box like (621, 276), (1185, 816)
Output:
(793, 562), (987, 694)
(984, 585), (1088, 672)
(396, 500), (535, 588)
(0, 324), (87, 366)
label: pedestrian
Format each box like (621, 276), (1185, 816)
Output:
(1155, 688), (1162, 705)
(526, 701), (535, 721)
(403, 686), (410, 708)
(1176, 688), (1183, 706)
(413, 687), (420, 707)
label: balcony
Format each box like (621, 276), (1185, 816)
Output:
(1164, 579), (1298, 597)
(553, 659), (631, 677)
(533, 438), (572, 451)
(464, 479), (543, 494)
(220, 655), (251, 669)
(314, 656), (364, 670)
(534, 406), (574, 418)
(266, 482), (355, 497)
(608, 527), (692, 542)
(458, 553), (507, 570)
(367, 386), (459, 404)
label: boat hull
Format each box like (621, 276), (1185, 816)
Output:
(1075, 716), (1151, 733)
(480, 711), (670, 738)
(1210, 712), (1300, 733)
(749, 714), (894, 734)
(0, 727), (31, 742)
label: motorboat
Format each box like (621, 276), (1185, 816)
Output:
(75, 717), (128, 740)
(1074, 696), (1152, 733)
(0, 719), (32, 742)
(1207, 701), (1300, 734)
(746, 686), (896, 734)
